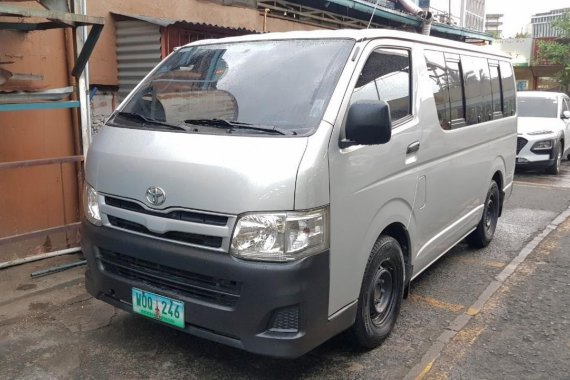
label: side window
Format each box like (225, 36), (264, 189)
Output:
(445, 54), (466, 128)
(461, 56), (493, 125)
(563, 98), (570, 113)
(488, 61), (503, 119)
(425, 50), (451, 129)
(461, 56), (483, 125)
(480, 59), (493, 122)
(499, 61), (516, 116)
(352, 48), (411, 123)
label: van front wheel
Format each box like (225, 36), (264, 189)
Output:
(466, 181), (500, 248)
(352, 236), (404, 349)
(546, 141), (562, 175)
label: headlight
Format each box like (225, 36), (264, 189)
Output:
(527, 130), (554, 136)
(531, 140), (553, 150)
(230, 207), (329, 262)
(83, 183), (102, 226)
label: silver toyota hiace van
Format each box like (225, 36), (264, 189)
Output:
(82, 29), (517, 358)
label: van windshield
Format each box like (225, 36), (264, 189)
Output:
(113, 39), (354, 136)
(518, 97), (558, 118)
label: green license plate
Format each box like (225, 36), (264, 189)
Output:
(132, 288), (185, 328)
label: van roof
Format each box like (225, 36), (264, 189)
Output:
(180, 28), (510, 59)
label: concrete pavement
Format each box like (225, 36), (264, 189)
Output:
(419, 209), (570, 380)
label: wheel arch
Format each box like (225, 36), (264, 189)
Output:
(381, 222), (412, 297)
(489, 157), (506, 217)
(492, 170), (504, 217)
(354, 199), (413, 302)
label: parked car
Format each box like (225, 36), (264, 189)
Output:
(516, 91), (570, 175)
(82, 29), (516, 358)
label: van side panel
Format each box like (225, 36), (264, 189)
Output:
(328, 40), (422, 315)
(410, 50), (517, 276)
(294, 122), (333, 210)
(327, 41), (516, 315)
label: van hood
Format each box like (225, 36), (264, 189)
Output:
(518, 117), (561, 135)
(86, 127), (308, 215)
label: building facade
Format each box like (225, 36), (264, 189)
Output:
(485, 13), (503, 37)
(495, 37), (566, 93)
(532, 8), (570, 38)
(461, 0), (485, 32)
(415, 0), (486, 30)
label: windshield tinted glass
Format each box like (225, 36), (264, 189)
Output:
(518, 96), (558, 118)
(116, 39), (354, 135)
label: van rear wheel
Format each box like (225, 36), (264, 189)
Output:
(351, 235), (404, 349)
(466, 181), (500, 248)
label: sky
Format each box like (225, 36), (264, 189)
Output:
(428, 0), (570, 37)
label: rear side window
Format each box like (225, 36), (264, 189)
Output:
(499, 61), (516, 116)
(461, 56), (483, 125)
(461, 56), (493, 125)
(425, 50), (511, 130)
(425, 50), (451, 129)
(488, 62), (503, 118)
(445, 54), (466, 128)
(480, 61), (493, 122)
(352, 48), (412, 123)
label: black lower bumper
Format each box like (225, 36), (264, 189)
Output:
(515, 158), (555, 171)
(81, 222), (355, 358)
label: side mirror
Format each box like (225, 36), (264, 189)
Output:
(562, 110), (570, 119)
(340, 100), (392, 148)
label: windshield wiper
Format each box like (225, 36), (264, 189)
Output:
(114, 112), (191, 131)
(183, 119), (295, 135)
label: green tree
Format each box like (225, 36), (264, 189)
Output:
(489, 30), (502, 39)
(537, 13), (570, 92)
(514, 31), (530, 38)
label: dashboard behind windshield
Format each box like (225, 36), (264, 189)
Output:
(518, 97), (558, 118)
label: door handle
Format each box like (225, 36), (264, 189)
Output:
(406, 141), (420, 154)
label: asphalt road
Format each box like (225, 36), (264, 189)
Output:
(1, 162), (570, 380)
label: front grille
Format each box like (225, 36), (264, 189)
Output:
(99, 249), (241, 307)
(107, 215), (223, 248)
(517, 137), (528, 154)
(105, 196), (228, 226)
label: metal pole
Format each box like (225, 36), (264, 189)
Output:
(75, 0), (92, 155)
(367, 0), (380, 29)
(0, 247), (81, 270)
(31, 259), (87, 278)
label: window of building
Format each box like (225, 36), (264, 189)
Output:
(351, 48), (412, 123)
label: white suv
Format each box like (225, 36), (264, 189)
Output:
(516, 91), (570, 175)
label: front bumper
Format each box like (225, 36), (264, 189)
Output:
(81, 222), (355, 358)
(516, 135), (556, 170)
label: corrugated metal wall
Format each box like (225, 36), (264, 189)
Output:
(115, 20), (162, 101)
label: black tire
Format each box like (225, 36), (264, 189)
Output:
(351, 235), (404, 349)
(466, 181), (500, 248)
(546, 141), (562, 175)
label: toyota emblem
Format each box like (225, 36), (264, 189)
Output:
(146, 186), (166, 206)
